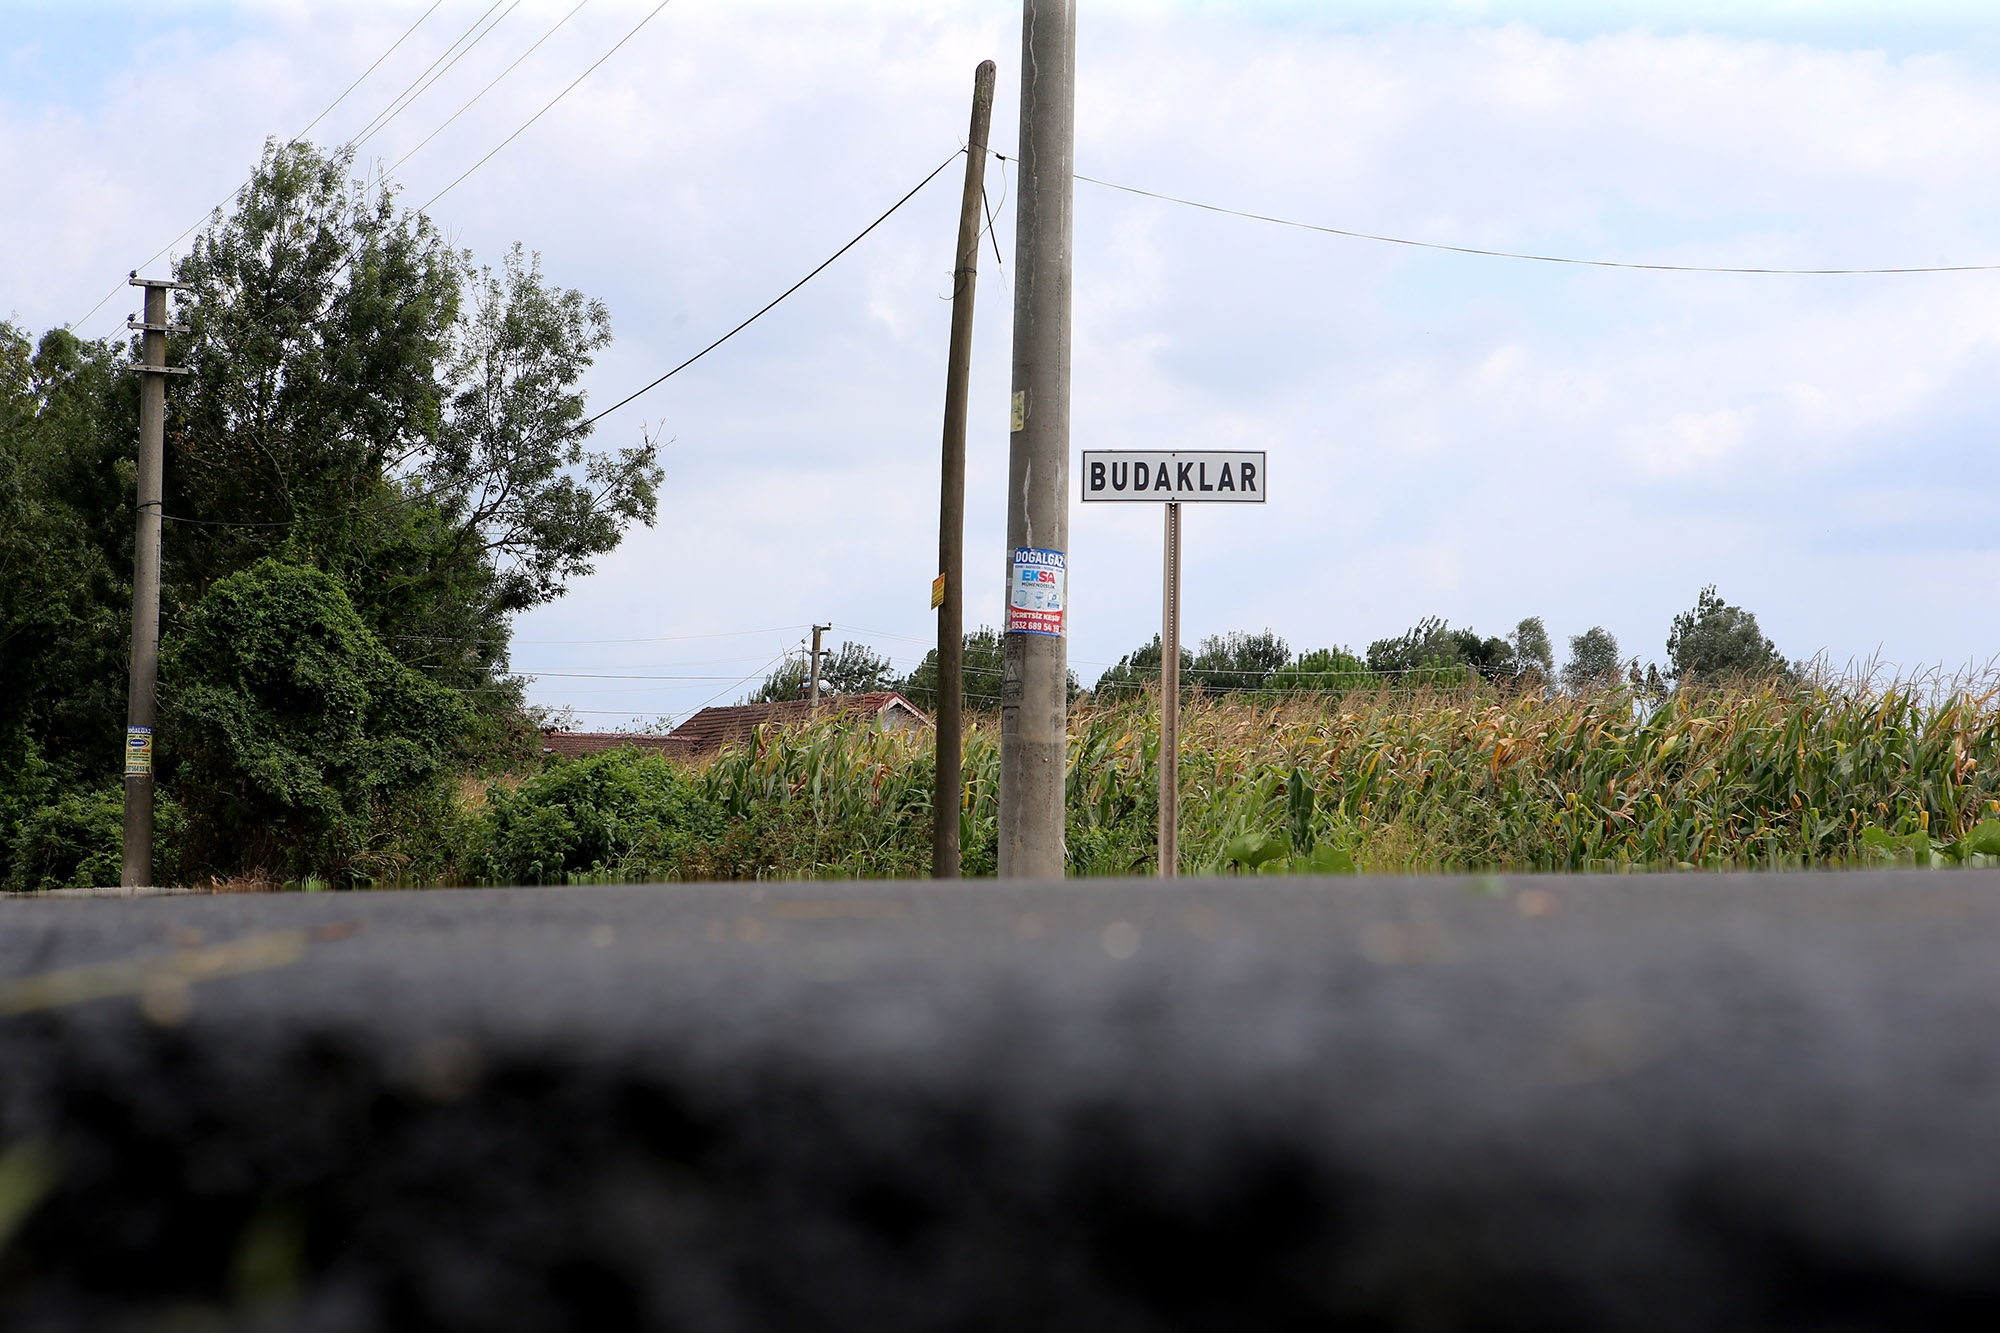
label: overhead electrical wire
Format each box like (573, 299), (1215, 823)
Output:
(419, 0), (674, 211)
(349, 0), (522, 151)
(578, 148), (965, 427)
(64, 0), (447, 332)
(1066, 168), (2000, 276)
(155, 146), (957, 532)
(389, 0), (591, 174)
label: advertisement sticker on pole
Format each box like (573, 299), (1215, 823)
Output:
(1008, 547), (1066, 636)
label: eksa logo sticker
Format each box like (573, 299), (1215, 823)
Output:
(1020, 570), (1056, 585)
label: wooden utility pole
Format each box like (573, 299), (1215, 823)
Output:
(809, 623), (831, 706)
(1159, 501), (1180, 878)
(933, 60), (998, 881)
(998, 0), (1076, 880)
(122, 274), (188, 889)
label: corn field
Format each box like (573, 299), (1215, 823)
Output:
(678, 676), (2000, 879)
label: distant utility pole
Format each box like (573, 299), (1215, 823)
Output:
(933, 59), (998, 881)
(122, 273), (189, 889)
(998, 0), (1076, 880)
(809, 623), (831, 707)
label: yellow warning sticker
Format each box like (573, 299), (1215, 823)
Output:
(1011, 390), (1025, 431)
(931, 573), (947, 609)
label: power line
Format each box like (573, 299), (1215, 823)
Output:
(578, 148), (965, 427)
(419, 0), (674, 211)
(517, 625), (802, 646)
(293, 1), (447, 143)
(152, 149), (958, 532)
(350, 0), (522, 151)
(521, 672), (770, 681)
(1068, 169), (2000, 276)
(688, 647), (798, 713)
(65, 1), (447, 334)
(389, 0), (591, 174)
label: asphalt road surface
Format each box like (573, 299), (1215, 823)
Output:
(6, 871), (2000, 1331)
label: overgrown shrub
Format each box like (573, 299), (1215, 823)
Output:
(5, 788), (121, 892)
(476, 747), (723, 884)
(3, 788), (185, 892)
(164, 559), (466, 883)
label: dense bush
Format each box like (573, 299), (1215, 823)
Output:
(4, 787), (122, 892)
(476, 747), (724, 884)
(164, 560), (465, 883)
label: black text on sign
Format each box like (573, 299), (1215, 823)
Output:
(1079, 451), (1268, 503)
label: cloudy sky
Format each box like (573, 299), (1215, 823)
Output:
(8, 0), (2000, 724)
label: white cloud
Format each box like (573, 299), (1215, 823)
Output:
(7, 2), (2000, 718)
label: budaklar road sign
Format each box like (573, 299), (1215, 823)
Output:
(1080, 451), (1266, 503)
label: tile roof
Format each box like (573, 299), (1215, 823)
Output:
(666, 692), (930, 756)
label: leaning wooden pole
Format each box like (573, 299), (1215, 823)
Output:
(934, 60), (998, 880)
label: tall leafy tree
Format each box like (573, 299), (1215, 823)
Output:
(1508, 616), (1555, 683)
(1093, 634), (1191, 699)
(3, 138), (663, 882)
(1264, 646), (1372, 695)
(1188, 630), (1290, 694)
(0, 324), (135, 849)
(165, 139), (661, 703)
(1562, 626), (1622, 692)
(749, 640), (897, 703)
(1365, 616), (1495, 684)
(899, 628), (1024, 712)
(1667, 586), (1788, 685)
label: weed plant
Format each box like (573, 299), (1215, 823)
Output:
(452, 673), (2000, 883)
(23, 675), (1993, 888)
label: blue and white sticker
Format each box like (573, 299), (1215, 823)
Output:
(1007, 547), (1065, 636)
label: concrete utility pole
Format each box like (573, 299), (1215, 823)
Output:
(998, 0), (1076, 880)
(934, 60), (998, 881)
(122, 274), (187, 889)
(809, 624), (831, 707)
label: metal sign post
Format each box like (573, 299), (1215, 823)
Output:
(1081, 450), (1266, 876)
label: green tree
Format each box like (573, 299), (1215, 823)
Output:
(166, 139), (660, 704)
(1508, 616), (1554, 683)
(902, 627), (1073, 712)
(162, 559), (466, 881)
(0, 323), (136, 883)
(1093, 633), (1191, 700)
(898, 628), (997, 712)
(1562, 626), (1622, 692)
(1265, 646), (1373, 695)
(1365, 617), (1476, 685)
(1666, 586), (1788, 685)
(1188, 629), (1290, 694)
(750, 640), (896, 702)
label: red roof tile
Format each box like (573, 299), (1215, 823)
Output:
(665, 692), (930, 756)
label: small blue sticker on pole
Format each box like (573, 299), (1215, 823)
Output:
(1007, 547), (1065, 636)
(125, 725), (154, 778)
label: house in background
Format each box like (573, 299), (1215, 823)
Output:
(539, 692), (929, 764)
(665, 692), (930, 759)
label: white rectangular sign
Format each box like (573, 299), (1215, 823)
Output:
(1080, 451), (1267, 503)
